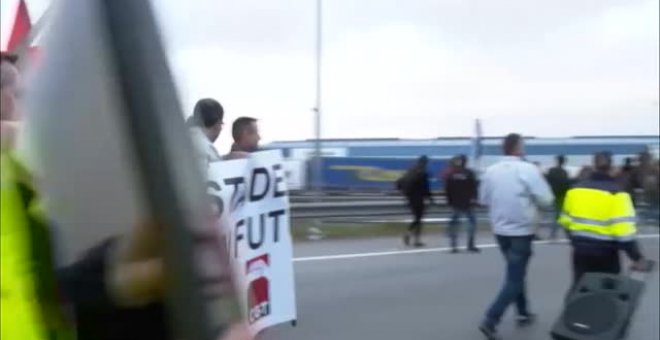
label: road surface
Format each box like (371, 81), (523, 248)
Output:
(262, 228), (660, 340)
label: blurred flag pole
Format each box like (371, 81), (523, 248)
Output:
(313, 0), (323, 201)
(471, 119), (483, 173)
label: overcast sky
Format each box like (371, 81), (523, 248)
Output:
(3, 0), (659, 146)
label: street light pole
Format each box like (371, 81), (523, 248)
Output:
(313, 0), (323, 200)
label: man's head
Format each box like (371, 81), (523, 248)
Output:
(1, 54), (22, 150)
(450, 155), (462, 168)
(594, 151), (613, 173)
(414, 155), (429, 172)
(458, 154), (468, 167)
(190, 98), (224, 142)
(231, 117), (260, 152)
(556, 155), (566, 167)
(502, 133), (523, 156)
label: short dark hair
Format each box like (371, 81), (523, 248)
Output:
(556, 155), (566, 165)
(594, 151), (612, 172)
(458, 154), (468, 166)
(232, 117), (257, 141)
(502, 133), (522, 156)
(192, 98), (223, 128)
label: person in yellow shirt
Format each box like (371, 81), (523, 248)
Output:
(559, 151), (648, 291)
(2, 53), (74, 340)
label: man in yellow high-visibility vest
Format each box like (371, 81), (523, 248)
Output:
(2, 53), (74, 339)
(559, 151), (648, 289)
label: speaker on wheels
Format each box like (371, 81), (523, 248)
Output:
(551, 273), (644, 340)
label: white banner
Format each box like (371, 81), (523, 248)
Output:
(207, 150), (297, 334)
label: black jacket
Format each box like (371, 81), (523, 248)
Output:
(399, 169), (432, 202)
(445, 167), (477, 210)
(546, 166), (571, 206)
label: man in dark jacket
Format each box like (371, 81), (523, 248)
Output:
(398, 156), (433, 247)
(445, 155), (479, 253)
(545, 155), (571, 239)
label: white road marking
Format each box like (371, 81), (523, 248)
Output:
(293, 234), (660, 263)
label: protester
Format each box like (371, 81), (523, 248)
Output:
(397, 155), (434, 247)
(445, 155), (480, 253)
(1, 56), (249, 340)
(2, 53), (76, 340)
(477, 133), (554, 340)
(617, 157), (637, 206)
(558, 151), (648, 293)
(545, 155), (572, 240)
(225, 116), (261, 160)
(186, 98), (225, 166)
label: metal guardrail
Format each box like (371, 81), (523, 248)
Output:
(290, 199), (455, 219)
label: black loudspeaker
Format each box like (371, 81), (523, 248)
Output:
(551, 273), (644, 340)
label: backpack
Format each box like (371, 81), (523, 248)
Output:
(396, 169), (418, 196)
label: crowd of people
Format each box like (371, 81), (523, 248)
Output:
(397, 142), (660, 249)
(1, 53), (254, 340)
(396, 133), (657, 340)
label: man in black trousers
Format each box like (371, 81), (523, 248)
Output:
(445, 155), (480, 253)
(398, 156), (434, 247)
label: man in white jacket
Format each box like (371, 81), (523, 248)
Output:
(478, 133), (554, 340)
(187, 98), (225, 167)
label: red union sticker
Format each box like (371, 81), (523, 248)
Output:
(246, 254), (270, 324)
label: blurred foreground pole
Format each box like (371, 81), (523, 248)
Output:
(100, 1), (215, 338)
(313, 0), (323, 200)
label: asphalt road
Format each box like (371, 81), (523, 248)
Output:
(261, 229), (660, 340)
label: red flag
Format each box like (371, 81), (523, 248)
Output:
(6, 0), (32, 52)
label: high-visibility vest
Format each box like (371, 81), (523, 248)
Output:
(558, 175), (637, 241)
(1, 152), (74, 340)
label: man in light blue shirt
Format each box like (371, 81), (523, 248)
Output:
(478, 133), (554, 340)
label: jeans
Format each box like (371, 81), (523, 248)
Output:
(447, 208), (477, 249)
(484, 235), (533, 328)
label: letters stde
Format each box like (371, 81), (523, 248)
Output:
(207, 164), (288, 258)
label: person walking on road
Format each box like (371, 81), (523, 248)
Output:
(558, 151), (648, 294)
(445, 155), (480, 253)
(545, 155), (572, 240)
(397, 155), (434, 247)
(477, 133), (554, 340)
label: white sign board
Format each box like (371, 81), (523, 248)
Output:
(207, 150), (297, 334)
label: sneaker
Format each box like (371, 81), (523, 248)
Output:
(403, 234), (410, 246)
(478, 323), (501, 340)
(467, 247), (481, 253)
(413, 242), (426, 248)
(516, 313), (537, 327)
